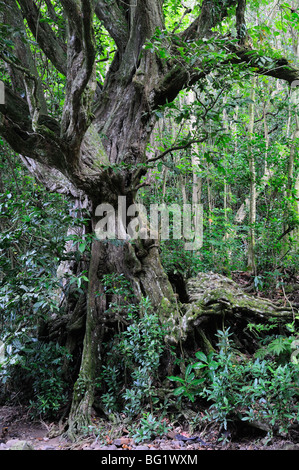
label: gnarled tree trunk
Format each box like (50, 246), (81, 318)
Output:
(67, 212), (176, 437)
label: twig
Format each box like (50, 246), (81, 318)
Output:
(148, 133), (208, 163)
(172, 7), (192, 34)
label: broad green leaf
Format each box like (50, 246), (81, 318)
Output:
(173, 386), (186, 396)
(195, 351), (207, 362)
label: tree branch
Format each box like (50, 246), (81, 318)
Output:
(0, 52), (41, 129)
(94, 0), (129, 51)
(232, 48), (299, 84)
(236, 0), (247, 45)
(18, 0), (67, 75)
(181, 0), (239, 41)
(2, 0), (48, 113)
(148, 134), (208, 163)
(154, 0), (240, 105)
(60, 0), (97, 150)
(0, 87), (66, 171)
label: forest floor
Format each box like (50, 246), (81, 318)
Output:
(0, 405), (298, 451)
(0, 273), (298, 452)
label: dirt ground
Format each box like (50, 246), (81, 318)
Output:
(0, 405), (298, 451)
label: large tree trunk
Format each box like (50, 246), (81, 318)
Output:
(66, 206), (176, 437)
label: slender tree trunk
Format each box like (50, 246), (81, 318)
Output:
(247, 76), (257, 273)
(285, 114), (299, 249)
(189, 92), (202, 208)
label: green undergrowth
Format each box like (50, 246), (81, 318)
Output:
(168, 327), (299, 439)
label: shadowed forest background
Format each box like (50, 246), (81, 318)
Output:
(0, 0), (298, 449)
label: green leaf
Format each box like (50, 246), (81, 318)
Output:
(193, 362), (207, 370)
(195, 351), (207, 362)
(78, 242), (86, 253)
(186, 372), (195, 383)
(167, 376), (185, 384)
(173, 386), (186, 396)
(191, 378), (205, 386)
(185, 364), (193, 377)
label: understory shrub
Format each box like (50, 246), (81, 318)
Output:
(131, 412), (171, 443)
(169, 328), (299, 436)
(0, 331), (71, 418)
(97, 291), (165, 418)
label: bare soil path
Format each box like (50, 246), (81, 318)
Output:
(0, 406), (298, 451)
